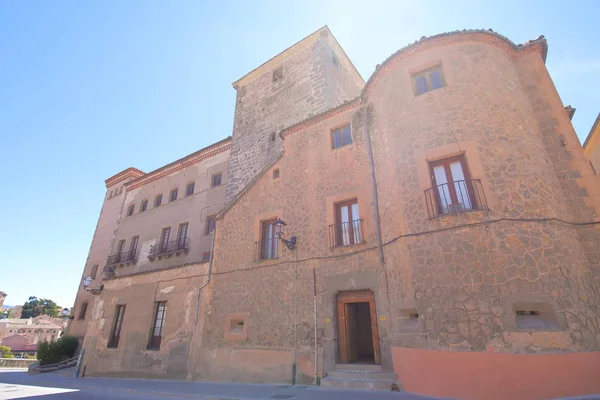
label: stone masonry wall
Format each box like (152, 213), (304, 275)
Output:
(365, 33), (600, 352)
(225, 30), (363, 202)
(83, 263), (210, 379)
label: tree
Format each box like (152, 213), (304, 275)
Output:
(21, 297), (59, 318)
(0, 345), (14, 359)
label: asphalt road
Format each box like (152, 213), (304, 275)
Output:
(0, 368), (437, 400)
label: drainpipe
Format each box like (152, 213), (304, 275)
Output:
(363, 105), (385, 264)
(313, 267), (318, 385)
(195, 224), (216, 325)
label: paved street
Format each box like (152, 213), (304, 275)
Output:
(0, 368), (439, 400)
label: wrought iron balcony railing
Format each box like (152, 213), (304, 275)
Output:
(424, 179), (487, 219)
(148, 238), (190, 259)
(254, 238), (279, 261)
(329, 219), (364, 248)
(107, 251), (137, 265)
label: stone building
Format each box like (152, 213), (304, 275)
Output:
(0, 315), (65, 344)
(74, 27), (600, 399)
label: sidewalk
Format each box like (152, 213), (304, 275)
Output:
(0, 369), (439, 399)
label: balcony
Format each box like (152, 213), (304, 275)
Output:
(254, 238), (279, 262)
(424, 179), (488, 219)
(329, 219), (364, 248)
(107, 251), (137, 267)
(148, 238), (190, 260)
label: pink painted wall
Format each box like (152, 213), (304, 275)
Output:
(392, 347), (600, 400)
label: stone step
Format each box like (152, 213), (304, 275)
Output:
(328, 370), (398, 381)
(334, 363), (382, 372)
(321, 376), (398, 391)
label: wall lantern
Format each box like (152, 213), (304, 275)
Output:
(82, 275), (104, 296)
(274, 218), (296, 251)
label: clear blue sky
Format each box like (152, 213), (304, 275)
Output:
(0, 1), (598, 309)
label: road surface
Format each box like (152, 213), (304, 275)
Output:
(0, 368), (436, 399)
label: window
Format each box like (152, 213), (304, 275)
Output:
(129, 236), (139, 256)
(154, 194), (163, 207)
(90, 265), (98, 280)
(211, 173), (222, 187)
(170, 188), (178, 202)
(159, 227), (171, 252)
(108, 305), (126, 348)
(515, 310), (558, 330)
(259, 218), (279, 260)
(77, 302), (88, 320)
(331, 125), (352, 149)
(186, 182), (195, 196)
(273, 66), (283, 82)
(177, 223), (189, 250)
(115, 239), (126, 262)
(413, 65), (445, 95)
(205, 215), (216, 235)
(201, 252), (211, 262)
(147, 302), (167, 350)
(270, 132), (276, 142)
(333, 199), (362, 246)
(127, 204), (135, 216)
(332, 51), (339, 68)
(141, 200), (148, 212)
(225, 313), (249, 340)
(429, 154), (477, 215)
(273, 168), (280, 179)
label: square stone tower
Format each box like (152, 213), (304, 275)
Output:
(226, 26), (364, 201)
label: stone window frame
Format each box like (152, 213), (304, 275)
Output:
(224, 313), (249, 341)
(205, 215), (217, 236)
(154, 194), (163, 208)
(77, 301), (88, 320)
(272, 66), (284, 83)
(169, 188), (178, 202)
(140, 199), (148, 212)
(211, 173), (223, 188)
(326, 191), (368, 250)
(415, 141), (494, 217)
(500, 293), (567, 332)
(185, 182), (195, 197)
(411, 62), (447, 96)
(252, 209), (283, 263)
(127, 204), (135, 217)
(330, 123), (353, 150)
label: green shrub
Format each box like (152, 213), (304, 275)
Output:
(24, 353), (36, 359)
(0, 345), (14, 359)
(37, 336), (79, 366)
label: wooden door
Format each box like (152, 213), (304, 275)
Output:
(336, 290), (381, 364)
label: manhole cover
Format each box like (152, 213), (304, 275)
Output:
(270, 395), (295, 399)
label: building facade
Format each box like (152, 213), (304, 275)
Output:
(0, 315), (65, 344)
(583, 113), (600, 180)
(74, 27), (600, 399)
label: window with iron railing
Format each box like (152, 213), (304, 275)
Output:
(148, 225), (190, 258)
(254, 218), (279, 261)
(425, 154), (487, 218)
(329, 199), (364, 247)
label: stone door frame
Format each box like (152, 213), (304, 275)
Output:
(336, 289), (381, 364)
